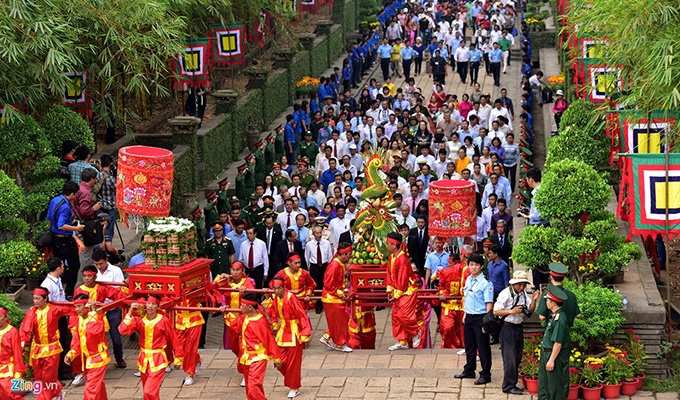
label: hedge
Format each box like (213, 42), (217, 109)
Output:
(311, 36), (330, 77)
(198, 115), (233, 186)
(263, 69), (291, 124)
(230, 89), (263, 159)
(328, 25), (344, 64)
(171, 145), (194, 215)
(344, 0), (357, 32)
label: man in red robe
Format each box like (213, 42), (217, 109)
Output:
(348, 298), (376, 350)
(64, 294), (110, 400)
(267, 275), (312, 398)
(385, 233), (422, 350)
(0, 306), (26, 400)
(233, 292), (282, 400)
(320, 242), (353, 352)
(173, 296), (204, 386)
(20, 287), (76, 400)
(274, 252), (317, 310)
(119, 294), (176, 400)
(217, 261), (255, 387)
(436, 256), (469, 348)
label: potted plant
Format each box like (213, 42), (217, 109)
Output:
(622, 328), (648, 390)
(520, 356), (540, 394)
(568, 368), (581, 400)
(601, 350), (626, 398)
(296, 76), (320, 99)
(0, 240), (39, 299)
(580, 358), (604, 400)
(25, 254), (48, 290)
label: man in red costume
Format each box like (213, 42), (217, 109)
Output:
(173, 295), (204, 386)
(20, 287), (76, 400)
(267, 275), (312, 398)
(119, 294), (176, 400)
(217, 261), (255, 387)
(274, 252), (317, 310)
(348, 297), (376, 350)
(71, 265), (125, 386)
(0, 306), (25, 400)
(436, 254), (469, 348)
(233, 292), (282, 400)
(64, 294), (110, 400)
(385, 232), (422, 350)
(320, 242), (353, 352)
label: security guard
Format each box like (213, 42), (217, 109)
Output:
(204, 223), (235, 277)
(297, 157), (314, 189)
(190, 204), (206, 257)
(538, 285), (570, 400)
(235, 162), (249, 209)
(216, 177), (231, 214)
(244, 153), (256, 203)
(204, 191), (219, 226)
(535, 262), (580, 327)
(242, 193), (263, 228)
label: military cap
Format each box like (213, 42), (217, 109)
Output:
(218, 177), (229, 187)
(545, 285), (568, 303)
(250, 193), (259, 200)
(549, 262), (569, 277)
(206, 191), (217, 201)
(190, 204), (201, 217)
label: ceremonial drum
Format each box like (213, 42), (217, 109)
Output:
(427, 180), (477, 237)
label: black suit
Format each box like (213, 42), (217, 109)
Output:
(338, 230), (354, 245)
(492, 233), (512, 264)
(256, 225), (283, 270)
(408, 227), (429, 276)
(272, 239), (306, 276)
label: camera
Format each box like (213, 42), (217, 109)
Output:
(521, 305), (532, 318)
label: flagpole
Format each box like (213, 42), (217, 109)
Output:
(663, 110), (671, 341)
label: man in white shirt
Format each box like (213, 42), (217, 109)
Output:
(326, 172), (350, 198)
(415, 148), (436, 166)
(305, 226), (333, 314)
(474, 128), (493, 150)
(92, 248), (127, 368)
(489, 121), (507, 145)
(432, 149), (450, 178)
(328, 205), (351, 249)
(396, 205), (417, 229)
(477, 96), (493, 128)
(481, 194), (500, 236)
(384, 114), (400, 139)
(352, 177), (364, 201)
(360, 116), (378, 144)
(364, 101), (381, 121)
(41, 257), (67, 302)
(489, 25), (503, 44)
(454, 41), (470, 84)
(345, 198), (358, 220)
(316, 145), (333, 177)
(276, 198), (299, 232)
(309, 180), (327, 207)
(376, 100), (394, 125)
(239, 227), (270, 288)
(326, 131), (345, 159)
(338, 155), (358, 179)
(488, 99), (511, 130)
(348, 144), (363, 173)
(288, 175), (303, 198)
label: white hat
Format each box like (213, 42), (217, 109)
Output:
(349, 143), (358, 149)
(508, 270), (531, 285)
(556, 89), (564, 96)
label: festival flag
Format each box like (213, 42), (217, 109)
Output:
(0, 103), (17, 127)
(301, 0), (320, 12)
(173, 39), (210, 88)
(283, 0), (302, 21)
(619, 153), (680, 237)
(62, 71), (92, 117)
(580, 59), (623, 103)
(617, 110), (677, 155)
(250, 10), (271, 47)
(212, 23), (246, 66)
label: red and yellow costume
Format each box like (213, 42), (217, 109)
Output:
(265, 290), (312, 390)
(348, 300), (376, 349)
(436, 262), (469, 348)
(321, 254), (350, 347)
(219, 276), (255, 370)
(67, 310), (111, 400)
(0, 319), (26, 400)
(173, 298), (205, 377)
(386, 248), (421, 346)
(19, 298), (75, 400)
(119, 309), (176, 400)
(233, 311), (282, 400)
(274, 267), (317, 310)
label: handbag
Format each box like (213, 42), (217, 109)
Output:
(37, 198), (66, 247)
(482, 291), (521, 336)
(73, 204), (104, 247)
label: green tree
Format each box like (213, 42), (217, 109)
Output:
(40, 105), (95, 156)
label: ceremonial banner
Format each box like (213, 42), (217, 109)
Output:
(173, 39), (210, 88)
(212, 24), (246, 66)
(283, 0), (302, 19)
(619, 110), (677, 155)
(62, 71), (92, 117)
(582, 60), (623, 103)
(619, 153), (680, 237)
(301, 0), (320, 12)
(250, 10), (271, 47)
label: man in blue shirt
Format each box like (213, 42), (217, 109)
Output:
(358, 39), (370, 76)
(489, 42), (503, 86)
(46, 181), (84, 297)
(400, 39), (415, 81)
(378, 38), (393, 81)
(424, 236), (450, 287)
(468, 43), (483, 85)
(351, 41), (363, 88)
(319, 158), (339, 192)
(486, 244), (510, 299)
(455, 253), (494, 385)
(317, 77), (328, 101)
(284, 114), (296, 163)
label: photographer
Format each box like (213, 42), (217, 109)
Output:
(74, 168), (101, 281)
(94, 154), (119, 256)
(493, 271), (540, 395)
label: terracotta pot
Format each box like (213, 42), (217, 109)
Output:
(635, 374), (645, 390)
(602, 383), (621, 399)
(524, 378), (539, 394)
(568, 384), (580, 400)
(580, 384), (603, 400)
(621, 379), (638, 396)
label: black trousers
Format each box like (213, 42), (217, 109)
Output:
(463, 313), (492, 380)
(309, 262), (328, 311)
(247, 264), (265, 289)
(414, 57), (423, 74)
(505, 163), (517, 193)
(52, 235), (81, 297)
(491, 62), (501, 85)
(470, 61), (480, 84)
(483, 54), (492, 74)
(381, 58), (391, 80)
(457, 61), (469, 83)
(434, 73), (446, 85)
(500, 322), (524, 392)
(403, 59), (413, 81)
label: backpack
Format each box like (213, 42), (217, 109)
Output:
(482, 290), (521, 336)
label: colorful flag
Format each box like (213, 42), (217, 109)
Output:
(580, 59), (623, 103)
(212, 24), (246, 66)
(250, 10), (271, 47)
(283, 0), (302, 21)
(301, 0), (320, 12)
(173, 39), (210, 88)
(619, 153), (680, 237)
(618, 110), (677, 155)
(62, 71), (92, 117)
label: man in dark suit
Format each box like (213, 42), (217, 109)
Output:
(408, 215), (429, 276)
(272, 229), (306, 278)
(492, 219), (512, 264)
(256, 214), (283, 272)
(338, 219), (356, 244)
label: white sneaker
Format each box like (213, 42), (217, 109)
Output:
(388, 342), (409, 351)
(134, 371), (142, 377)
(338, 344), (353, 353)
(457, 349), (466, 355)
(287, 389), (300, 398)
(165, 366), (172, 373)
(183, 376), (195, 386)
(240, 378), (246, 387)
(319, 336), (334, 349)
(71, 374), (85, 387)
(56, 391), (67, 400)
(412, 334), (421, 348)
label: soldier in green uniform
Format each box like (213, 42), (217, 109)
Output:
(254, 140), (266, 185)
(243, 153), (256, 208)
(297, 157), (314, 189)
(538, 286), (570, 400)
(242, 193), (263, 228)
(265, 132), (276, 169)
(235, 162), (249, 209)
(393, 155), (411, 180)
(535, 262), (581, 328)
(203, 191), (219, 226)
(274, 125), (285, 162)
(298, 131), (319, 166)
(204, 223), (235, 277)
(259, 203), (278, 223)
(190, 204), (206, 257)
(271, 162), (292, 188)
(216, 177), (231, 215)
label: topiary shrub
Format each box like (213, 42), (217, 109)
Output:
(0, 115), (50, 165)
(40, 105), (95, 156)
(0, 240), (39, 281)
(27, 156), (61, 184)
(558, 99), (598, 131)
(0, 293), (24, 327)
(0, 170), (26, 219)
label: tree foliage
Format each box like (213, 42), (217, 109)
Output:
(40, 105), (95, 156)
(0, 115), (49, 165)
